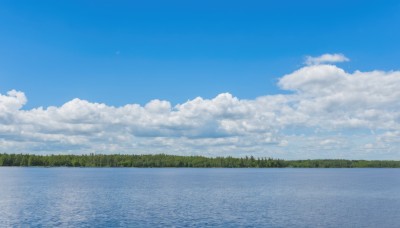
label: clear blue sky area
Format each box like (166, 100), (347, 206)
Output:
(1, 0), (399, 108)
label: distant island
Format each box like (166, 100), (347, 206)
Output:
(0, 153), (399, 168)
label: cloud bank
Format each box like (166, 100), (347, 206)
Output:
(1, 54), (400, 159)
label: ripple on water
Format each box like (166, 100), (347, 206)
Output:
(0, 168), (400, 227)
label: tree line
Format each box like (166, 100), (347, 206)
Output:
(0, 153), (399, 168)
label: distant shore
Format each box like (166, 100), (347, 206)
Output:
(1, 153), (399, 168)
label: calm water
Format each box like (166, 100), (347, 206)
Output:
(0, 168), (399, 227)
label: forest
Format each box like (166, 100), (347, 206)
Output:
(0, 153), (399, 168)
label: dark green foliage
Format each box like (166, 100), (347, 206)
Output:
(0, 153), (399, 168)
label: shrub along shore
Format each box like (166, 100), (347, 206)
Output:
(0, 153), (399, 168)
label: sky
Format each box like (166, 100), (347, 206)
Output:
(1, 0), (400, 159)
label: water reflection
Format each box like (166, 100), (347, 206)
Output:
(0, 168), (400, 227)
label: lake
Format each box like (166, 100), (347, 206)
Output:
(0, 168), (399, 227)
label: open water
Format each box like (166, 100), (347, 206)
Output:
(0, 168), (399, 227)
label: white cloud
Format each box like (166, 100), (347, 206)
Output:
(1, 55), (400, 159)
(305, 53), (349, 65)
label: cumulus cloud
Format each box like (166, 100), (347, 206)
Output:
(305, 53), (349, 65)
(1, 55), (400, 159)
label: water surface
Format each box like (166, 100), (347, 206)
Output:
(1, 168), (399, 227)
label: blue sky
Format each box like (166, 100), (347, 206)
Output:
(1, 0), (400, 108)
(1, 1), (400, 158)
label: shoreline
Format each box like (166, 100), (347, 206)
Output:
(1, 153), (400, 168)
